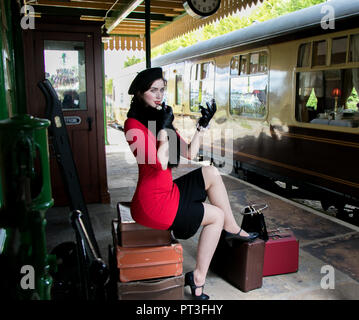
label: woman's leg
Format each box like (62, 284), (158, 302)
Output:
(201, 165), (249, 236)
(193, 202), (224, 296)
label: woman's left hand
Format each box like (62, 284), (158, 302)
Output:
(198, 99), (217, 129)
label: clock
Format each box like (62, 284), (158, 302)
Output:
(183, 0), (221, 19)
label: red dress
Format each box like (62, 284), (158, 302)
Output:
(124, 118), (180, 229)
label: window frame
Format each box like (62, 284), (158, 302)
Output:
(229, 49), (269, 119)
(294, 30), (359, 129)
(189, 60), (216, 113)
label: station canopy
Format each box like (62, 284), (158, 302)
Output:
(29, 0), (263, 50)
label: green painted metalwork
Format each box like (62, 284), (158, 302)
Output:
(0, 114), (56, 300)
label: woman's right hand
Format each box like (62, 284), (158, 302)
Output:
(159, 102), (174, 129)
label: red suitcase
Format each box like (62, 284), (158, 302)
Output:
(116, 202), (172, 248)
(263, 229), (299, 276)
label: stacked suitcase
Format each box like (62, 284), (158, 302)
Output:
(109, 202), (184, 300)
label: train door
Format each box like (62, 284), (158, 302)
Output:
(24, 28), (109, 205)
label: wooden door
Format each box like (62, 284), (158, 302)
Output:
(24, 27), (109, 206)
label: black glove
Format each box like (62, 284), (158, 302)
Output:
(159, 102), (174, 130)
(198, 99), (217, 128)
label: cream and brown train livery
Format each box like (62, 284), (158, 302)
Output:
(114, 0), (359, 211)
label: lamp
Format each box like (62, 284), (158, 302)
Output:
(101, 26), (112, 44)
(331, 88), (342, 113)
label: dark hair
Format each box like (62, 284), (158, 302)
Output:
(135, 77), (167, 97)
(127, 78), (180, 169)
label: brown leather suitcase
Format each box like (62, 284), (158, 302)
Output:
(112, 220), (183, 282)
(108, 245), (184, 300)
(116, 202), (172, 247)
(117, 275), (184, 300)
(211, 231), (265, 292)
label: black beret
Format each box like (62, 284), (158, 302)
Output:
(128, 67), (163, 94)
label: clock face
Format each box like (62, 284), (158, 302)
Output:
(183, 0), (221, 18)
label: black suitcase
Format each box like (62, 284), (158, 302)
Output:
(211, 231), (265, 292)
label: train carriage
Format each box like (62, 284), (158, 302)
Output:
(115, 0), (359, 211)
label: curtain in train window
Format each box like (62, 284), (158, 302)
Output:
(350, 34), (359, 102)
(190, 64), (200, 111)
(312, 40), (327, 66)
(230, 56), (239, 75)
(349, 34), (359, 62)
(331, 37), (347, 64)
(297, 43), (311, 67)
(200, 62), (215, 107)
(175, 74), (183, 105)
(162, 67), (169, 103)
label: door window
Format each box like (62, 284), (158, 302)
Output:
(44, 40), (87, 110)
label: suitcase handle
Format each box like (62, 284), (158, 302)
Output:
(241, 204), (268, 215)
(268, 228), (292, 238)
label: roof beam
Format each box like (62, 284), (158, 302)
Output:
(106, 0), (144, 33)
(133, 6), (180, 16)
(35, 0), (112, 10)
(127, 12), (173, 21)
(32, 5), (107, 17)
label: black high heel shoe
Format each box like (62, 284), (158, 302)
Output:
(184, 271), (209, 300)
(224, 229), (259, 242)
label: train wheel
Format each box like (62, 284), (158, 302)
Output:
(321, 199), (345, 212)
(320, 199), (331, 211)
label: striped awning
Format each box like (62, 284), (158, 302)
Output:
(29, 0), (263, 51)
(104, 0), (263, 50)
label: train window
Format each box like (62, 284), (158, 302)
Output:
(349, 34), (359, 62)
(240, 55), (248, 75)
(201, 63), (209, 79)
(297, 43), (311, 67)
(230, 51), (268, 118)
(258, 53), (268, 73)
(175, 74), (183, 105)
(190, 64), (198, 80)
(230, 56), (239, 75)
(190, 62), (215, 112)
(331, 37), (347, 64)
(295, 68), (359, 126)
(312, 40), (327, 66)
(250, 53), (259, 73)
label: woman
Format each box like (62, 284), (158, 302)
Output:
(124, 67), (258, 300)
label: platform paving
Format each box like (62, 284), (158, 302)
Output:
(45, 127), (359, 300)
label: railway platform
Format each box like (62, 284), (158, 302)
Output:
(46, 126), (359, 300)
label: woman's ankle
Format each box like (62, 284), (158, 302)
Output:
(223, 224), (241, 234)
(193, 269), (205, 287)
(224, 226), (249, 237)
